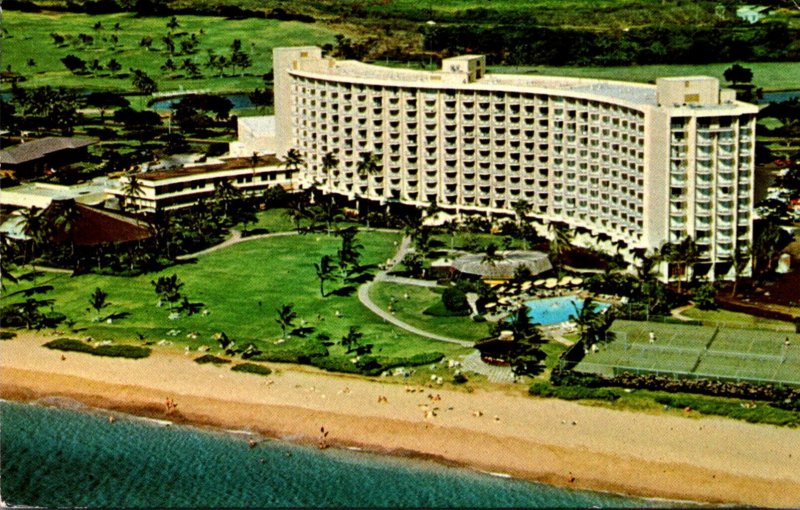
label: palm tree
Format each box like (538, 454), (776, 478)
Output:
(314, 255), (335, 297)
(548, 221), (573, 270)
(89, 287), (109, 321)
(730, 241), (751, 297)
(211, 179), (242, 221)
(275, 303), (297, 339)
(752, 221), (785, 278)
(120, 173), (145, 212)
(19, 206), (45, 273)
(321, 151), (339, 189)
(481, 242), (503, 267)
(336, 226), (363, 280)
(570, 297), (604, 349)
(661, 236), (701, 293)
(505, 304), (546, 376)
(284, 148), (305, 174)
(47, 200), (81, 261)
(512, 200), (532, 249)
(356, 152), (381, 196)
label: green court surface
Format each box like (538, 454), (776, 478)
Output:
(576, 320), (800, 387)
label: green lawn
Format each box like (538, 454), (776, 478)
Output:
(491, 62), (800, 91)
(234, 208), (359, 235)
(2, 11), (337, 93)
(681, 306), (796, 331)
(368, 281), (489, 342)
(2, 231), (469, 362)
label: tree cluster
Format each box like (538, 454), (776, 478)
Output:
(423, 22), (799, 66)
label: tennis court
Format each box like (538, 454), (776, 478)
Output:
(575, 320), (800, 387)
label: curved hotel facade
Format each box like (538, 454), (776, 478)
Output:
(274, 47), (758, 279)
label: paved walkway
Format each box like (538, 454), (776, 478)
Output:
(380, 274), (439, 287)
(176, 229), (298, 260)
(460, 351), (515, 383)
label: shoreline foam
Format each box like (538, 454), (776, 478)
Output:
(2, 331), (799, 507)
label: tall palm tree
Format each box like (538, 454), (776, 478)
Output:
(321, 151), (339, 189)
(211, 179), (242, 221)
(512, 200), (532, 249)
(730, 241), (751, 297)
(570, 297), (603, 349)
(548, 220), (573, 270)
(356, 151), (381, 197)
(120, 173), (145, 212)
(19, 207), (46, 274)
(47, 200), (81, 261)
(314, 255), (335, 297)
(661, 236), (701, 293)
(752, 221), (785, 278)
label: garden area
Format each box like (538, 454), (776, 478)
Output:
(1, 230), (473, 376)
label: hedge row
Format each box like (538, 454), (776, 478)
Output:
(250, 346), (444, 376)
(551, 365), (800, 411)
(528, 382), (620, 401)
(43, 338), (151, 359)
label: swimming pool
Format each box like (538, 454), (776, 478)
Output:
(524, 296), (610, 326)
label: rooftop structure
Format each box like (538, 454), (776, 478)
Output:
(273, 47), (759, 281)
(0, 179), (112, 209)
(0, 137), (96, 177)
(448, 251), (552, 281)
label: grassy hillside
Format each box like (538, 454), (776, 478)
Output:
(1, 11), (337, 93)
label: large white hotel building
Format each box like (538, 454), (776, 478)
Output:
(273, 46), (759, 279)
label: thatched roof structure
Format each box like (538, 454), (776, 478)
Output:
(450, 250), (552, 280)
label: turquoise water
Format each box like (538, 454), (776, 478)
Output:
(0, 400), (672, 508)
(525, 296), (610, 326)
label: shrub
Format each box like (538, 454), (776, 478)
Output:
(43, 339), (150, 359)
(693, 283), (718, 310)
(309, 355), (363, 374)
(194, 354), (231, 364)
(0, 331), (17, 340)
(442, 286), (470, 314)
(423, 300), (468, 317)
(453, 372), (469, 384)
(529, 382), (620, 401)
(249, 340), (328, 364)
(231, 363), (272, 376)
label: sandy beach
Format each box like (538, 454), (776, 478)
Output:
(2, 331), (799, 507)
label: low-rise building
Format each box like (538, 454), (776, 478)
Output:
(0, 137), (96, 178)
(109, 155), (295, 213)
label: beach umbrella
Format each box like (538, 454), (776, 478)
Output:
(545, 278), (557, 289)
(521, 281), (532, 290)
(571, 277), (584, 286)
(485, 302), (496, 309)
(534, 279), (545, 286)
(558, 276), (571, 286)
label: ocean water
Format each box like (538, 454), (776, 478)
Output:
(1, 400), (673, 508)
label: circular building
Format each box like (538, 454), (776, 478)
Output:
(449, 250), (552, 281)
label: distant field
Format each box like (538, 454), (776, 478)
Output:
(1, 11), (337, 93)
(576, 320), (800, 387)
(491, 62), (800, 91)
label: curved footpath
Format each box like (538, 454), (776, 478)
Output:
(2, 332), (799, 508)
(178, 228), (474, 347)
